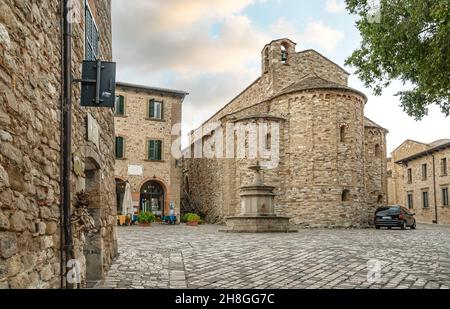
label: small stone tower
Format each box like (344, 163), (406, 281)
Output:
(261, 38), (297, 95)
(261, 38), (297, 74)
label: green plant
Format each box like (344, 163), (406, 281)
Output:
(181, 213), (189, 223)
(185, 213), (200, 223)
(138, 211), (155, 223)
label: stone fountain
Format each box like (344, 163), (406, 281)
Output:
(220, 162), (297, 233)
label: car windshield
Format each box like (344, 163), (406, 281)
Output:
(376, 207), (400, 216)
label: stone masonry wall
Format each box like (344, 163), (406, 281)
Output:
(114, 86), (183, 218)
(402, 148), (450, 225)
(184, 88), (372, 227)
(364, 126), (388, 223)
(0, 0), (117, 288)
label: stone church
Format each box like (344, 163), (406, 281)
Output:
(182, 38), (388, 228)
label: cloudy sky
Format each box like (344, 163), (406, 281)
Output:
(111, 0), (450, 154)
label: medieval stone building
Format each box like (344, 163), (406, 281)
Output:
(0, 0), (117, 288)
(114, 82), (187, 222)
(182, 39), (388, 228)
(388, 139), (450, 225)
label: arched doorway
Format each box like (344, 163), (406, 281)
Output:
(140, 181), (165, 217)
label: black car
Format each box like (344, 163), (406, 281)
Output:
(374, 205), (416, 230)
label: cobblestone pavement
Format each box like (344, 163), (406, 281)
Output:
(96, 224), (450, 289)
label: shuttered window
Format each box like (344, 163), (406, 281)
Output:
(115, 95), (125, 115)
(148, 140), (162, 161)
(443, 188), (449, 207)
(115, 137), (124, 159)
(85, 4), (99, 61)
(149, 99), (163, 119)
(422, 191), (429, 208)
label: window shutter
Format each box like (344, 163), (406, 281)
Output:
(149, 99), (155, 118)
(160, 102), (164, 120)
(115, 137), (123, 158)
(148, 140), (155, 160)
(156, 141), (162, 160)
(119, 96), (125, 115)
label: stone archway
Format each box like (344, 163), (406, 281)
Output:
(140, 180), (165, 218)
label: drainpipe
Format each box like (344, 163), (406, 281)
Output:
(61, 0), (75, 288)
(432, 154), (438, 224)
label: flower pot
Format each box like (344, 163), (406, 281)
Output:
(186, 221), (198, 226)
(139, 222), (151, 227)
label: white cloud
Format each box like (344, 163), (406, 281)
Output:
(300, 21), (345, 52)
(270, 18), (345, 52)
(325, 0), (346, 13)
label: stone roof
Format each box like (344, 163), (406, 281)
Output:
(116, 82), (189, 98)
(428, 139), (450, 148)
(364, 117), (388, 132)
(277, 74), (367, 101)
(395, 139), (450, 164)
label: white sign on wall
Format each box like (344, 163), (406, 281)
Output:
(87, 113), (100, 148)
(128, 164), (143, 176)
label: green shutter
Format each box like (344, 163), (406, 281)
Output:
(119, 96), (125, 115)
(149, 99), (155, 118)
(115, 137), (123, 158)
(148, 140), (155, 160)
(156, 140), (162, 160)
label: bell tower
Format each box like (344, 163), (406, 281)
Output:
(261, 38), (297, 75)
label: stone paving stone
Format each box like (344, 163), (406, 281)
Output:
(95, 224), (450, 289)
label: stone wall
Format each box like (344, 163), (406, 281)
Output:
(0, 0), (117, 288)
(114, 86), (184, 219)
(387, 140), (429, 205)
(182, 38), (387, 228)
(364, 125), (388, 222)
(184, 89), (376, 227)
(401, 148), (450, 225)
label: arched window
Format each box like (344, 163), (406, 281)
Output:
(265, 133), (271, 150)
(377, 195), (383, 204)
(281, 45), (288, 63)
(115, 136), (124, 159)
(341, 189), (350, 202)
(375, 144), (381, 157)
(340, 125), (347, 143)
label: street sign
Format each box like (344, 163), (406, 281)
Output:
(79, 60), (116, 108)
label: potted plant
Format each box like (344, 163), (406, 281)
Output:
(137, 211), (155, 226)
(185, 213), (201, 226)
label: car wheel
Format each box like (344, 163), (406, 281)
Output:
(387, 227), (391, 230)
(375, 225), (380, 230)
(401, 221), (406, 230)
(410, 220), (416, 230)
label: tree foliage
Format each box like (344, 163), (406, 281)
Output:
(345, 0), (449, 119)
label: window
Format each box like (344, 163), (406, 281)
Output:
(341, 189), (350, 202)
(115, 136), (124, 159)
(115, 95), (125, 115)
(422, 191), (429, 208)
(422, 164), (427, 180)
(407, 193), (414, 209)
(407, 168), (412, 184)
(443, 188), (449, 206)
(377, 195), (383, 204)
(375, 144), (380, 157)
(149, 99), (163, 119)
(148, 140), (162, 161)
(85, 4), (99, 61)
(339, 125), (346, 143)
(265, 133), (271, 150)
(442, 158), (448, 176)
